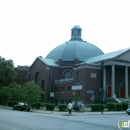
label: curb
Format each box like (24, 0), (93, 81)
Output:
(0, 106), (126, 116)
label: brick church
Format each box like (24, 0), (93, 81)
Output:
(15, 25), (130, 104)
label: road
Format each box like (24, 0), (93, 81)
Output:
(0, 108), (129, 130)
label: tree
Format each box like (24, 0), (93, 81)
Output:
(22, 81), (43, 105)
(8, 82), (25, 102)
(0, 56), (16, 87)
(0, 86), (10, 105)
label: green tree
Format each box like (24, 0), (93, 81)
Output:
(22, 81), (43, 105)
(0, 86), (10, 105)
(8, 82), (25, 102)
(0, 56), (16, 87)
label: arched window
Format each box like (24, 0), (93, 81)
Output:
(35, 72), (40, 85)
(41, 80), (45, 91)
(63, 70), (72, 79)
(77, 71), (81, 83)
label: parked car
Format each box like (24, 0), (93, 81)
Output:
(13, 102), (31, 111)
(126, 108), (130, 115)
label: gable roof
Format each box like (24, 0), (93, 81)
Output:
(38, 57), (59, 67)
(83, 48), (130, 63)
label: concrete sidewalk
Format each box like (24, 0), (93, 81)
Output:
(0, 105), (126, 116)
(33, 109), (126, 116)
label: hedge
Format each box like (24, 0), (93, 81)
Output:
(91, 104), (105, 112)
(46, 103), (55, 111)
(58, 104), (67, 111)
(121, 102), (128, 110)
(7, 101), (18, 107)
(106, 102), (123, 111)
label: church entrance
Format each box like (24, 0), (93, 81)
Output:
(107, 86), (111, 97)
(119, 82), (125, 98)
(120, 87), (125, 98)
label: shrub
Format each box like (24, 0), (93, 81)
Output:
(91, 104), (105, 112)
(121, 102), (128, 110)
(31, 103), (36, 109)
(7, 101), (17, 107)
(106, 102), (116, 111)
(93, 97), (101, 104)
(45, 103), (55, 111)
(58, 104), (67, 111)
(116, 103), (123, 111)
(35, 102), (42, 109)
(105, 98), (118, 104)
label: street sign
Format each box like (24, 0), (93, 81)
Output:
(87, 90), (94, 94)
(72, 85), (82, 90)
(50, 92), (54, 97)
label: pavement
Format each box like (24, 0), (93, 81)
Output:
(0, 105), (126, 116)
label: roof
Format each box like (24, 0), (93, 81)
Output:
(16, 66), (30, 71)
(83, 48), (130, 63)
(46, 25), (104, 62)
(72, 25), (82, 29)
(46, 40), (104, 62)
(38, 57), (59, 67)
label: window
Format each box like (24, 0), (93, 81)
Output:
(41, 80), (45, 91)
(91, 73), (96, 78)
(63, 70), (72, 78)
(77, 71), (81, 83)
(25, 73), (28, 80)
(61, 86), (64, 93)
(68, 86), (71, 92)
(35, 72), (40, 85)
(55, 86), (59, 93)
(78, 30), (81, 36)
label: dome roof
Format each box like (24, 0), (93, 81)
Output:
(46, 25), (104, 62)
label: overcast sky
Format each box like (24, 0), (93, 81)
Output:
(0, 0), (130, 67)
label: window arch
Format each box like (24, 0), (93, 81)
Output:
(62, 69), (73, 79)
(41, 80), (45, 91)
(77, 71), (81, 83)
(35, 72), (40, 85)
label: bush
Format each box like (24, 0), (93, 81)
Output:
(7, 101), (18, 107)
(93, 97), (101, 104)
(45, 103), (55, 111)
(121, 102), (128, 110)
(35, 102), (42, 109)
(58, 104), (67, 111)
(116, 103), (123, 111)
(106, 102), (116, 111)
(105, 98), (118, 104)
(31, 103), (36, 109)
(91, 104), (105, 112)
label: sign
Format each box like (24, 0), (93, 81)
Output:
(50, 92), (54, 97)
(87, 90), (94, 94)
(72, 85), (82, 90)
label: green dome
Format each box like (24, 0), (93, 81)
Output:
(46, 26), (104, 62)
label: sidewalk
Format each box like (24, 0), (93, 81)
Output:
(0, 105), (126, 116)
(33, 109), (126, 116)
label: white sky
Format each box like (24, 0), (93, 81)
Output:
(0, 0), (130, 67)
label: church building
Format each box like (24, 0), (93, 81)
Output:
(15, 25), (130, 104)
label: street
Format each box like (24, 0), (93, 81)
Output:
(0, 108), (129, 130)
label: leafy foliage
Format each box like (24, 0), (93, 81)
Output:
(0, 86), (11, 105)
(22, 81), (43, 104)
(8, 82), (25, 101)
(0, 81), (43, 105)
(0, 56), (16, 87)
